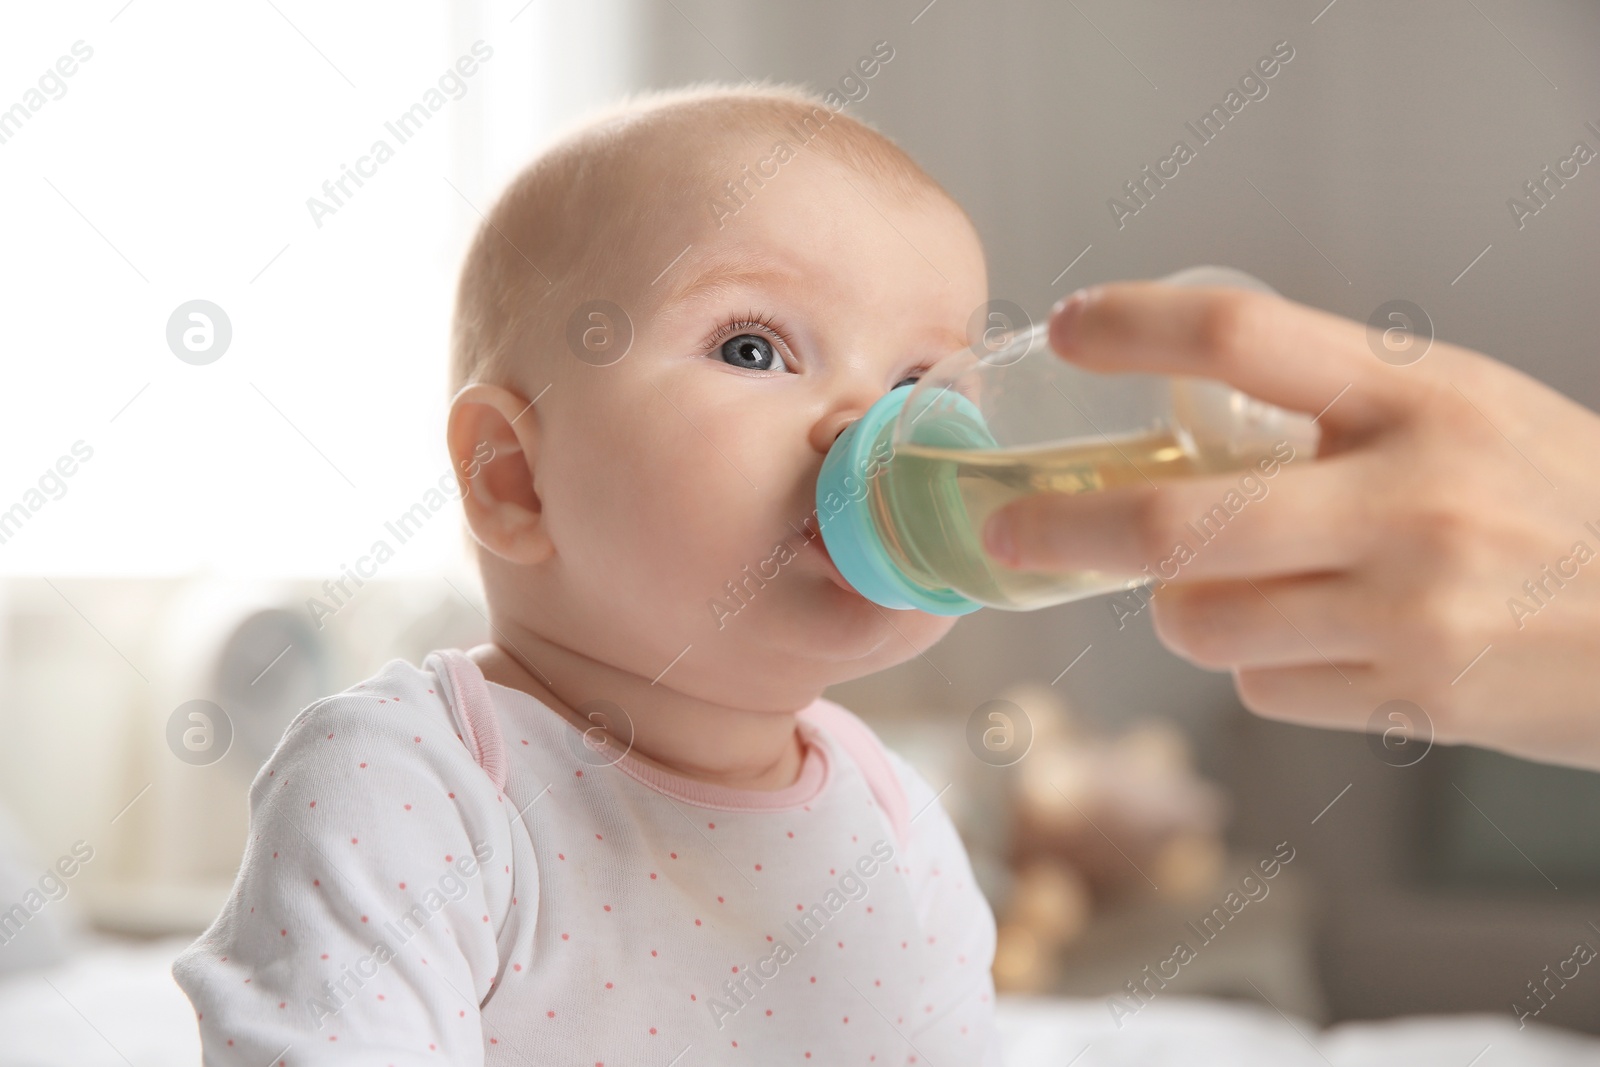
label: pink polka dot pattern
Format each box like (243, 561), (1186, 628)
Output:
(169, 649), (999, 1064)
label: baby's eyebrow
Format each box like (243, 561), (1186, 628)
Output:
(652, 254), (806, 322)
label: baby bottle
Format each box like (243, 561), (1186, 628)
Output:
(814, 266), (1320, 614)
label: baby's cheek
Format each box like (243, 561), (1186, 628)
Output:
(575, 421), (776, 597)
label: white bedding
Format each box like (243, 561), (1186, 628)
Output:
(997, 995), (1600, 1066)
(1, 934), (1594, 1066)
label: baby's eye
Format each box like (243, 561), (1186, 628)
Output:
(892, 372), (922, 390)
(718, 333), (788, 373)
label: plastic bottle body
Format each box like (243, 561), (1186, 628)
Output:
(878, 422), (1217, 610)
(815, 267), (1320, 614)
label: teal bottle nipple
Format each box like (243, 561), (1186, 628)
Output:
(815, 386), (996, 615)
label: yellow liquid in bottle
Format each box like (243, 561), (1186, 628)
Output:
(872, 429), (1236, 610)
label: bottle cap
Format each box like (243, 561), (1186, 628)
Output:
(815, 386), (989, 616)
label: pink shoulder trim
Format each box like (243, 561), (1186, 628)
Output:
(800, 701), (910, 850)
(424, 648), (507, 792)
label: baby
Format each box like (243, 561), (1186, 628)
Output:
(174, 82), (1000, 1065)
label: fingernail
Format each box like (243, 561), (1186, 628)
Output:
(983, 512), (1017, 566)
(1050, 287), (1090, 352)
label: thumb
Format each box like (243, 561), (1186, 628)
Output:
(982, 488), (1147, 573)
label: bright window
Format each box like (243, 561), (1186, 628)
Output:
(0, 0), (636, 577)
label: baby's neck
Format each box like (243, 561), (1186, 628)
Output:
(466, 633), (806, 792)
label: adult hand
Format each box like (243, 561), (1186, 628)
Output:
(981, 282), (1600, 771)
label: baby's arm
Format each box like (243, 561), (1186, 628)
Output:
(172, 688), (514, 1066)
(888, 750), (1004, 1067)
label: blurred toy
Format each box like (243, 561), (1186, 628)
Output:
(986, 682), (1228, 994)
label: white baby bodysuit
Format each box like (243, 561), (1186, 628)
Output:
(173, 648), (1001, 1065)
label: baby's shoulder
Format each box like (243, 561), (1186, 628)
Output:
(278, 655), (453, 745)
(252, 653), (496, 806)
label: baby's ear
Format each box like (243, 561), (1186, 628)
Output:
(446, 383), (553, 565)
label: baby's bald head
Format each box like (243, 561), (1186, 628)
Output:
(448, 82), (966, 399)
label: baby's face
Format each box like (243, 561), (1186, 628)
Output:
(536, 151), (988, 707)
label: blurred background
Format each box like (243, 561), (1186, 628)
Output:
(2, 0), (1598, 1060)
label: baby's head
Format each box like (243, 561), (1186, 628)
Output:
(447, 83), (988, 710)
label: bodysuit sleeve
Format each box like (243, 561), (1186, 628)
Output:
(172, 681), (516, 1066)
(887, 749), (1004, 1067)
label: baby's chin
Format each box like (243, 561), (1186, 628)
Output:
(683, 590), (956, 710)
(765, 578), (957, 673)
